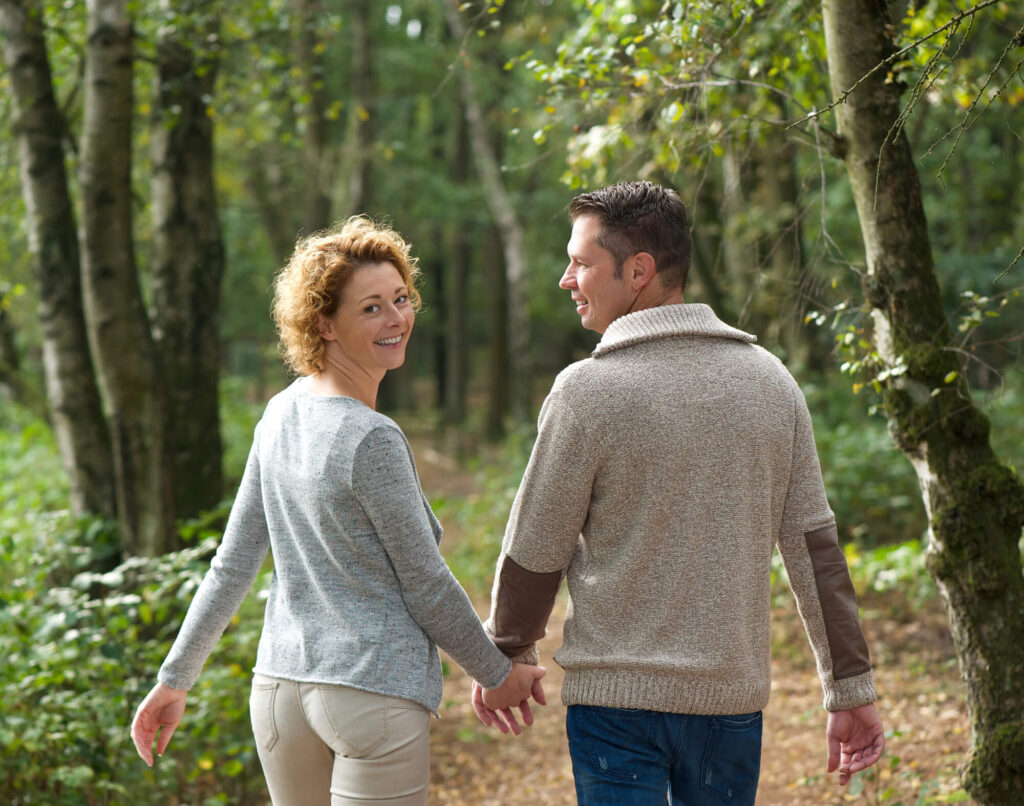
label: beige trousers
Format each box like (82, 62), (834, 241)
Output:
(250, 673), (431, 806)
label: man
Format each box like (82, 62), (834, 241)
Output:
(474, 181), (884, 805)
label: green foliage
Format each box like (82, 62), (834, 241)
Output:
(432, 426), (535, 598)
(0, 402), (269, 805)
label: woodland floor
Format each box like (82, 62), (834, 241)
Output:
(412, 441), (975, 806)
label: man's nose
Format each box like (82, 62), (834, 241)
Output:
(559, 265), (576, 289)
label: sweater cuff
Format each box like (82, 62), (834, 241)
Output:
(157, 666), (196, 692)
(476, 655), (514, 690)
(822, 670), (876, 711)
(506, 645), (539, 666)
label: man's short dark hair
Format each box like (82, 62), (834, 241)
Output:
(569, 181), (692, 290)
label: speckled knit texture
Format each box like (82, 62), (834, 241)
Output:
(487, 303), (876, 714)
(159, 378), (511, 714)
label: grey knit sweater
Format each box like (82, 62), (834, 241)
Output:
(159, 378), (511, 713)
(486, 303), (876, 714)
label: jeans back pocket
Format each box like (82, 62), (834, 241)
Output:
(699, 711), (762, 802)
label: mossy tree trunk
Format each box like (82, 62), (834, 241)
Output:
(150, 18), (225, 521)
(1, 0), (116, 517)
(822, 1), (1024, 801)
(80, 0), (175, 556)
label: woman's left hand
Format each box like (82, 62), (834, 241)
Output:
(131, 681), (188, 766)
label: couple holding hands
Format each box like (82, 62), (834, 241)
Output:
(132, 182), (884, 806)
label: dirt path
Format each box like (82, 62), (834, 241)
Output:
(412, 438), (973, 805)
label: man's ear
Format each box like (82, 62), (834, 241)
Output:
(629, 252), (657, 292)
(317, 314), (336, 341)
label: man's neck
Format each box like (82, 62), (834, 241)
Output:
(631, 285), (684, 314)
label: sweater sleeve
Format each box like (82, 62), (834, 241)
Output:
(776, 389), (877, 712)
(351, 426), (512, 690)
(158, 423), (271, 691)
(485, 390), (592, 664)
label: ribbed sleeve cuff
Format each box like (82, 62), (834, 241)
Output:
(822, 670), (877, 712)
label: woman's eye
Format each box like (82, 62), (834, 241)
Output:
(364, 304), (380, 314)
(396, 294), (409, 305)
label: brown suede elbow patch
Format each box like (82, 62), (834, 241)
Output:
(492, 556), (562, 658)
(804, 524), (871, 680)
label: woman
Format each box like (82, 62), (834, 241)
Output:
(131, 217), (543, 805)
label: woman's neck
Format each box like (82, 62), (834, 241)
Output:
(308, 353), (383, 409)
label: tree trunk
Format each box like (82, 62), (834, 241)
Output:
(689, 182), (731, 318)
(483, 225), (508, 442)
(0, 294), (40, 415)
(294, 0), (332, 231)
(752, 116), (821, 370)
(80, 0), (174, 556)
(150, 21), (225, 520)
(822, 2), (1024, 801)
(0, 0), (116, 516)
(246, 155), (298, 264)
(445, 0), (531, 424)
(721, 137), (759, 320)
(344, 0), (373, 217)
(444, 99), (471, 431)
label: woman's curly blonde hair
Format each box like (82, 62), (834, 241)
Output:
(272, 216), (422, 376)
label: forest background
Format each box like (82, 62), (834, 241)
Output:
(0, 0), (1022, 804)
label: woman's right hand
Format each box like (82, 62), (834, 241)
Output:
(130, 681), (188, 766)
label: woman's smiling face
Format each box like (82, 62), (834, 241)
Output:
(320, 261), (415, 373)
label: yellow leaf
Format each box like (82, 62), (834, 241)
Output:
(357, 106), (370, 121)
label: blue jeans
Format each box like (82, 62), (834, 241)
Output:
(566, 705), (762, 805)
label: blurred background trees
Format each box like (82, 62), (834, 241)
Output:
(1, 0), (1022, 802)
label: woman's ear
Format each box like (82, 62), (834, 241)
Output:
(317, 314), (336, 341)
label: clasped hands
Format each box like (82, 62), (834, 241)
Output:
(471, 662), (546, 736)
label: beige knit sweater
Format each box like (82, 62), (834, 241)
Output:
(486, 303), (876, 714)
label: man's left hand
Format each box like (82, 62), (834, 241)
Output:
(826, 702), (885, 786)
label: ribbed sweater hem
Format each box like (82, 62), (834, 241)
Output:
(561, 670), (770, 716)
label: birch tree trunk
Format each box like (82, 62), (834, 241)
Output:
(80, 0), (174, 556)
(822, 2), (1024, 801)
(445, 0), (531, 424)
(150, 20), (225, 520)
(1, 0), (116, 516)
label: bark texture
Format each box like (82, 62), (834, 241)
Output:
(150, 26), (225, 520)
(80, 0), (174, 556)
(445, 0), (531, 425)
(822, 2), (1024, 801)
(1, 0), (116, 516)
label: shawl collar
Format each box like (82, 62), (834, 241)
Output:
(592, 303), (756, 358)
